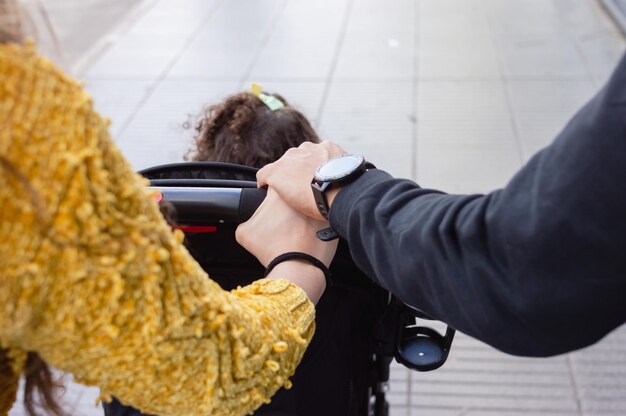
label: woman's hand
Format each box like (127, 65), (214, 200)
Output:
(236, 188), (338, 303)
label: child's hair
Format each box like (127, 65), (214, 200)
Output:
(0, 0), (24, 43)
(187, 91), (320, 168)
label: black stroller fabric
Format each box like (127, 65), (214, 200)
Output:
(103, 163), (385, 416)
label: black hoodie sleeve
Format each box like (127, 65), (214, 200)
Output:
(329, 54), (626, 357)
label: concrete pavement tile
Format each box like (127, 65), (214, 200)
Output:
(505, 79), (596, 113)
(87, 43), (180, 79)
(553, 0), (619, 39)
(116, 79), (238, 169)
(579, 387), (626, 413)
(334, 0), (416, 81)
(418, 6), (489, 39)
(448, 347), (567, 364)
(417, 80), (513, 132)
(85, 0), (215, 79)
(418, 40), (501, 80)
(251, 35), (338, 79)
(586, 411), (626, 416)
(569, 359), (626, 376)
(463, 411), (574, 416)
(85, 78), (154, 137)
(417, 129), (518, 149)
(168, 0), (285, 78)
(72, 386), (102, 415)
(414, 370), (575, 387)
(127, 0), (217, 36)
(576, 33), (626, 86)
(418, 2), (499, 79)
(409, 408), (460, 416)
(389, 407), (410, 416)
(419, 16), (491, 44)
(387, 392), (410, 406)
(335, 34), (415, 81)
(347, 0), (415, 34)
(434, 354), (571, 374)
(440, 355), (571, 378)
(508, 77), (589, 158)
(416, 141), (521, 194)
(483, 0), (559, 29)
(40, 0), (146, 65)
(410, 392), (579, 412)
(391, 361), (411, 380)
(169, 50), (256, 79)
(318, 81), (414, 147)
(187, 0), (284, 46)
(495, 35), (588, 79)
(514, 110), (582, 140)
(410, 379), (575, 399)
(390, 379), (410, 393)
(419, 0), (485, 20)
(274, 0), (348, 36)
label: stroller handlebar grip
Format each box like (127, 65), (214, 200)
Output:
(239, 188), (267, 223)
(149, 187), (244, 224)
(149, 186), (266, 225)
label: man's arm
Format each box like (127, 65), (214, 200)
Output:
(329, 57), (626, 357)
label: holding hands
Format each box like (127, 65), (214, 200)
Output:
(256, 141), (347, 221)
(236, 187), (338, 304)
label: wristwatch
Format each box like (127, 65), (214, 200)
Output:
(311, 154), (374, 219)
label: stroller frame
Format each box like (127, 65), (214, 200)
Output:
(104, 162), (455, 416)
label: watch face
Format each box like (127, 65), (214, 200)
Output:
(316, 154), (364, 181)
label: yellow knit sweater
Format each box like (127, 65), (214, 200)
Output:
(0, 42), (314, 416)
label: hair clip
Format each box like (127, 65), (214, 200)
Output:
(250, 82), (284, 111)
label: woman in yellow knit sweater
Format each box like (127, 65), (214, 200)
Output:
(0, 18), (336, 416)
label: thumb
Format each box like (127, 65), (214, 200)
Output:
(256, 161), (274, 188)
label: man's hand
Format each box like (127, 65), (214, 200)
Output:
(256, 141), (347, 220)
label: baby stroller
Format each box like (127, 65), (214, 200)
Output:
(103, 162), (456, 416)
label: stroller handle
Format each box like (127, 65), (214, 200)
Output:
(149, 186), (267, 225)
(240, 188), (268, 222)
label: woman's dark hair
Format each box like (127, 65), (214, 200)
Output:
(23, 353), (66, 416)
(0, 156), (66, 416)
(186, 92), (320, 168)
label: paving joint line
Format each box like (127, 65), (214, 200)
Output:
(411, 0), (420, 181)
(72, 0), (159, 76)
(551, 0), (600, 88)
(237, 0), (289, 89)
(314, 0), (357, 129)
(114, 0), (226, 138)
(484, 6), (526, 167)
(566, 354), (584, 416)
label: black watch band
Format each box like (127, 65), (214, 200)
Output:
(310, 154), (374, 219)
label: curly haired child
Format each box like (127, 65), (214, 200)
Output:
(103, 89), (326, 416)
(186, 89), (320, 167)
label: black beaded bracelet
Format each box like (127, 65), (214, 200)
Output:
(264, 252), (332, 286)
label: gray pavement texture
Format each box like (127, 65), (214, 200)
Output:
(38, 0), (146, 65)
(9, 0), (626, 415)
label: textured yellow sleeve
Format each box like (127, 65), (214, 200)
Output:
(0, 43), (314, 416)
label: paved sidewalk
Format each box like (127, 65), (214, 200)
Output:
(10, 0), (626, 415)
